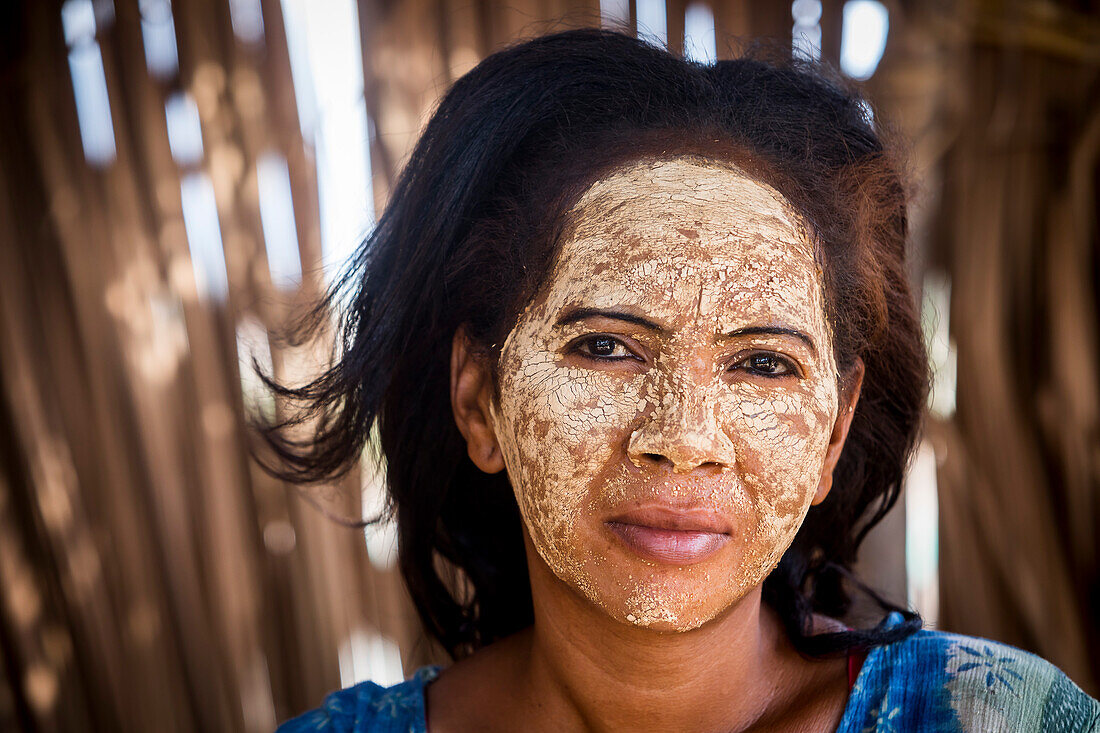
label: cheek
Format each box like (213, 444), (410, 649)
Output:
(720, 384), (836, 535)
(493, 343), (643, 553)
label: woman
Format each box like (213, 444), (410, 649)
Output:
(270, 29), (1098, 732)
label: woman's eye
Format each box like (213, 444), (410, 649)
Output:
(731, 352), (799, 378)
(574, 335), (636, 361)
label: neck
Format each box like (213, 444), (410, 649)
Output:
(518, 552), (802, 733)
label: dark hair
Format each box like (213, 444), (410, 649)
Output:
(259, 29), (928, 660)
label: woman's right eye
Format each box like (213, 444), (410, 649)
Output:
(572, 335), (637, 361)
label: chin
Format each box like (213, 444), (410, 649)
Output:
(619, 607), (714, 632)
(575, 560), (764, 634)
(529, 522), (786, 634)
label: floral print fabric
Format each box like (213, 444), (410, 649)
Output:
(837, 613), (1099, 732)
(277, 665), (441, 733)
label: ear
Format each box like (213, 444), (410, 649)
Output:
(812, 357), (865, 506)
(450, 326), (506, 474)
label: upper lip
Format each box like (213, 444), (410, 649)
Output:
(605, 505), (731, 534)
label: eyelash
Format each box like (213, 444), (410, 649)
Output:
(569, 335), (802, 378)
(730, 351), (801, 379)
(571, 334), (641, 362)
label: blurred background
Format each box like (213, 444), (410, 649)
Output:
(0, 0), (1097, 729)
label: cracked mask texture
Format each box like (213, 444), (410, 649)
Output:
(487, 159), (841, 631)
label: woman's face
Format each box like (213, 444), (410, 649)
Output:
(487, 158), (842, 631)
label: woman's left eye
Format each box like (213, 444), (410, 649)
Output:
(730, 352), (799, 378)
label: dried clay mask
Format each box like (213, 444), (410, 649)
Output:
(487, 158), (841, 631)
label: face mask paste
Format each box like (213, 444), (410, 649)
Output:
(487, 158), (840, 631)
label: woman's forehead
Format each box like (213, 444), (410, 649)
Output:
(568, 158), (811, 246)
(539, 159), (827, 332)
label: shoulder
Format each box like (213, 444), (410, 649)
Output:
(276, 666), (442, 733)
(840, 612), (1100, 732)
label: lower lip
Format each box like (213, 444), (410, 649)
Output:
(606, 521), (729, 565)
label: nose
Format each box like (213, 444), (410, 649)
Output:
(626, 376), (737, 473)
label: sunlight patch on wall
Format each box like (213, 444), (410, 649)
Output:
(139, 0), (180, 79)
(923, 271), (957, 419)
(840, 0), (889, 80)
(905, 438), (939, 625)
(361, 441), (398, 571)
(599, 0), (630, 30)
(236, 316), (275, 423)
(905, 270), (955, 627)
(62, 0), (96, 46)
(62, 0), (117, 166)
(279, 0), (374, 287)
(179, 172), (228, 302)
(792, 0), (823, 62)
(164, 92), (204, 166)
(256, 152), (302, 291)
(636, 0), (668, 48)
(683, 2), (717, 65)
(338, 629), (403, 689)
(228, 0), (265, 45)
(279, 0), (317, 139)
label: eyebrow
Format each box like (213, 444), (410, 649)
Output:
(554, 306), (665, 333)
(724, 326), (817, 354)
(554, 307), (817, 354)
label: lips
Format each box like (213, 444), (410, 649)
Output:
(605, 506), (731, 565)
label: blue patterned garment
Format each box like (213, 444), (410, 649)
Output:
(278, 613), (1099, 732)
(835, 614), (1099, 732)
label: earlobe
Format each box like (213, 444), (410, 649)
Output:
(450, 327), (506, 474)
(812, 358), (865, 506)
(813, 475), (834, 506)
